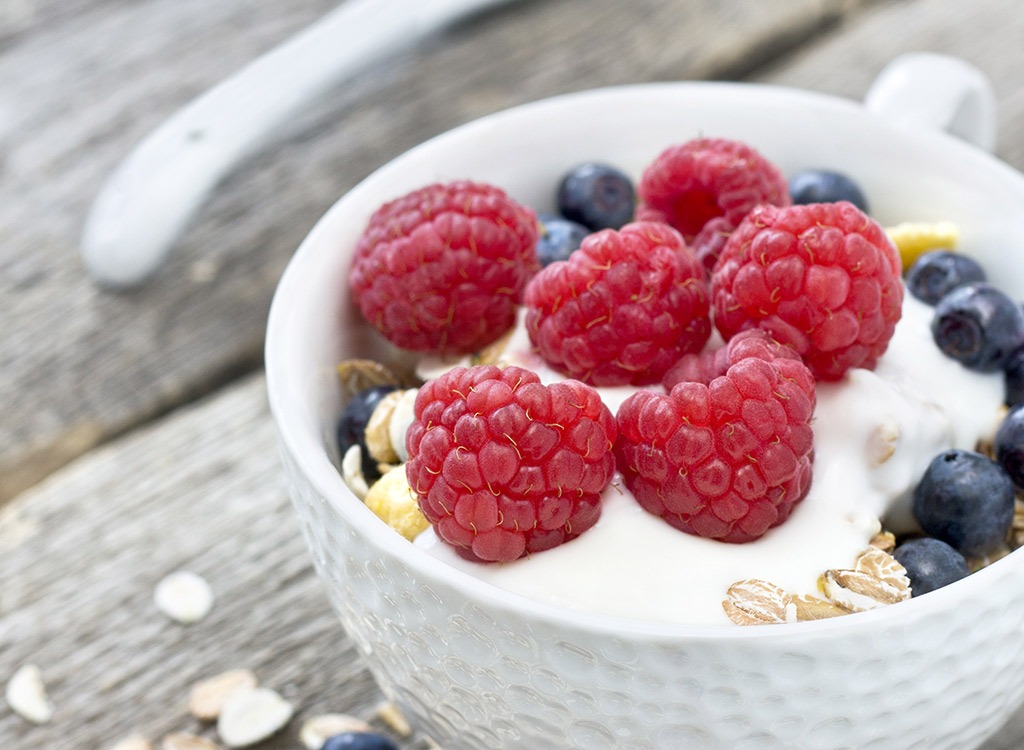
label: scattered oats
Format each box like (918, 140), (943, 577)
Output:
(299, 714), (374, 749)
(217, 687), (293, 748)
(364, 465), (430, 541)
(722, 579), (796, 626)
(869, 530), (897, 554)
(416, 353), (472, 382)
(886, 220), (959, 269)
(976, 405), (1008, 460)
(472, 327), (515, 366)
(189, 669), (258, 722)
(820, 546), (910, 612)
(1010, 498), (1024, 550)
(855, 545), (908, 580)
(867, 420), (900, 465)
(365, 389), (404, 464)
(968, 544), (1011, 573)
(376, 701), (412, 737)
(108, 735), (153, 750)
(342, 444), (371, 500)
(6, 663), (54, 724)
(154, 571), (214, 624)
(388, 388), (419, 463)
(792, 593), (849, 620)
(161, 733), (220, 750)
(336, 359), (403, 399)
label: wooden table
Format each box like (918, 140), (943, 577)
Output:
(4, 0), (1024, 747)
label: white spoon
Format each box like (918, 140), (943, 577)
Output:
(81, 0), (518, 288)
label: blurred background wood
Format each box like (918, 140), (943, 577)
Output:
(4, 0), (1024, 747)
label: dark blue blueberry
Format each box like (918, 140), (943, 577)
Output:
(556, 163), (635, 231)
(336, 385), (397, 481)
(787, 169), (869, 213)
(1004, 347), (1024, 407)
(995, 403), (1024, 488)
(931, 282), (1024, 372)
(322, 732), (399, 750)
(912, 449), (1014, 557)
(905, 250), (987, 305)
(535, 213), (589, 266)
(893, 537), (970, 596)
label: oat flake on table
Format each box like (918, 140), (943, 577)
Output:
(6, 663), (54, 724)
(216, 687), (293, 747)
(154, 570), (214, 623)
(189, 668), (258, 721)
(108, 735), (153, 750)
(161, 733), (220, 750)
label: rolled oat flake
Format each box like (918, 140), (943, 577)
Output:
(217, 687), (293, 747)
(154, 570), (214, 623)
(6, 663), (54, 724)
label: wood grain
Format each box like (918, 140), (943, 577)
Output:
(0, 0), (861, 503)
(753, 0), (1024, 171)
(0, 374), (428, 750)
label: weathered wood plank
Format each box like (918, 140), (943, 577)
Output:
(0, 374), (429, 750)
(0, 0), (863, 503)
(754, 0), (1024, 172)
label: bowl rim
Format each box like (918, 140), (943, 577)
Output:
(266, 79), (1022, 641)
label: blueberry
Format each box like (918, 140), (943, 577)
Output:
(893, 537), (970, 596)
(995, 403), (1024, 488)
(931, 282), (1024, 372)
(556, 163), (635, 231)
(535, 213), (589, 266)
(322, 732), (399, 750)
(912, 449), (1014, 557)
(905, 250), (987, 305)
(1005, 347), (1024, 407)
(788, 169), (869, 213)
(336, 385), (397, 481)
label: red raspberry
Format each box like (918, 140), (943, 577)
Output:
(635, 138), (790, 242)
(349, 180), (539, 355)
(615, 356), (815, 543)
(662, 328), (813, 401)
(712, 202), (903, 381)
(691, 216), (734, 276)
(524, 222), (710, 386)
(405, 365), (616, 562)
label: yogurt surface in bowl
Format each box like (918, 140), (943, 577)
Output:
(414, 292), (1004, 626)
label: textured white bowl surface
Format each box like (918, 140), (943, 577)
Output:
(266, 82), (1024, 749)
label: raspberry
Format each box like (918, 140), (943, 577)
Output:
(615, 356), (815, 543)
(349, 180), (539, 354)
(691, 215), (734, 276)
(662, 328), (813, 402)
(405, 365), (616, 562)
(523, 221), (710, 386)
(712, 201), (903, 381)
(635, 137), (790, 242)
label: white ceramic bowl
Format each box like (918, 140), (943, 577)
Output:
(266, 68), (1024, 749)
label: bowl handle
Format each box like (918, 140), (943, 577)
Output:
(864, 52), (997, 153)
(80, 0), (516, 289)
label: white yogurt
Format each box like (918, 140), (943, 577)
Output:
(414, 294), (1004, 626)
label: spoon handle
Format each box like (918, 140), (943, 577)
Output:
(81, 0), (515, 288)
